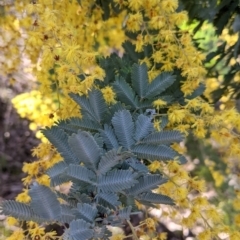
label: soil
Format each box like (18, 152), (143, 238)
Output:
(0, 89), (39, 200)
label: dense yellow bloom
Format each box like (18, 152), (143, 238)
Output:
(29, 225), (45, 238)
(36, 174), (50, 186)
(158, 232), (167, 240)
(148, 160), (162, 172)
(188, 177), (206, 192)
(142, 217), (156, 230)
(198, 229), (212, 240)
(153, 99), (167, 111)
(6, 217), (18, 226)
(15, 189), (31, 203)
(129, 0), (143, 11)
(160, 0), (178, 13)
(168, 109), (186, 123)
(6, 230), (25, 240)
(101, 86), (116, 104)
(126, 12), (143, 32)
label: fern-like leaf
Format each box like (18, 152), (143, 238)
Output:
(99, 124), (119, 150)
(141, 131), (184, 145)
(131, 63), (148, 98)
(132, 144), (179, 160)
(98, 170), (138, 192)
(64, 219), (94, 240)
(117, 206), (132, 221)
(144, 72), (176, 99)
(1, 200), (42, 222)
(75, 203), (98, 223)
(47, 161), (68, 187)
(29, 184), (61, 220)
(126, 175), (167, 195)
(42, 126), (78, 164)
(137, 192), (174, 205)
(69, 93), (98, 122)
(58, 117), (101, 133)
(113, 76), (139, 108)
(97, 149), (132, 175)
(134, 114), (154, 141)
(96, 192), (120, 209)
(58, 204), (75, 224)
(124, 157), (148, 173)
(66, 164), (96, 184)
(88, 89), (107, 122)
(112, 110), (135, 149)
(68, 130), (101, 170)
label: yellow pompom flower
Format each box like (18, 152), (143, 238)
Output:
(101, 86), (116, 104)
(148, 160), (161, 172)
(15, 189), (31, 203)
(6, 217), (18, 226)
(153, 99), (167, 111)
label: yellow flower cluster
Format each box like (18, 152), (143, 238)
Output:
(2, 0), (240, 239)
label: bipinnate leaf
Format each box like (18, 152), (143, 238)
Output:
(132, 144), (179, 161)
(131, 63), (148, 98)
(141, 131), (184, 145)
(29, 184), (61, 221)
(134, 114), (154, 141)
(113, 76), (139, 108)
(118, 206), (132, 221)
(98, 170), (138, 192)
(112, 110), (135, 149)
(99, 124), (119, 150)
(125, 157), (148, 173)
(75, 203), (98, 223)
(42, 126), (78, 164)
(96, 192), (120, 209)
(58, 117), (101, 133)
(69, 92), (97, 122)
(66, 164), (96, 184)
(97, 149), (132, 175)
(1, 200), (42, 222)
(58, 204), (75, 223)
(144, 72), (176, 99)
(88, 89), (107, 122)
(47, 161), (68, 187)
(126, 175), (168, 195)
(64, 219), (94, 240)
(69, 130), (101, 170)
(137, 192), (174, 205)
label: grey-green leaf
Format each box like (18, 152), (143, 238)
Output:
(98, 170), (138, 192)
(99, 124), (119, 150)
(131, 63), (148, 98)
(29, 184), (61, 221)
(64, 219), (93, 240)
(144, 72), (176, 99)
(88, 89), (107, 122)
(69, 130), (101, 169)
(98, 149), (132, 175)
(126, 175), (167, 195)
(96, 192), (120, 209)
(134, 114), (154, 141)
(75, 203), (98, 223)
(113, 76), (139, 108)
(137, 192), (174, 205)
(66, 164), (96, 184)
(1, 200), (42, 222)
(112, 110), (135, 149)
(141, 131), (184, 145)
(42, 126), (78, 164)
(132, 144), (178, 160)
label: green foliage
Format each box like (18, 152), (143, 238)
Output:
(0, 61), (188, 239)
(179, 0), (240, 101)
